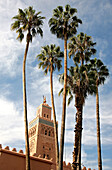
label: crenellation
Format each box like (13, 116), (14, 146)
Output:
(19, 150), (23, 154)
(50, 158), (53, 161)
(63, 161), (66, 166)
(81, 167), (96, 170)
(4, 146), (9, 150)
(32, 153), (37, 157)
(38, 154), (41, 158)
(45, 155), (48, 159)
(12, 148), (17, 152)
(61, 161), (72, 170)
(67, 162), (71, 168)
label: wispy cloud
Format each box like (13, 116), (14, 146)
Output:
(0, 97), (24, 145)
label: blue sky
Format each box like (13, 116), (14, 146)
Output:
(0, 0), (112, 169)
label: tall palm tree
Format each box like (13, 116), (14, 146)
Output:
(68, 33), (96, 170)
(11, 6), (45, 170)
(88, 58), (109, 170)
(49, 5), (82, 170)
(37, 44), (64, 168)
(59, 65), (95, 170)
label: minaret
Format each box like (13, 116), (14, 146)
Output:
(29, 97), (56, 162)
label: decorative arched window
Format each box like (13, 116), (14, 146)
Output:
(41, 127), (44, 134)
(48, 131), (51, 136)
(43, 154), (45, 158)
(47, 115), (49, 118)
(44, 114), (46, 117)
(52, 131), (54, 137)
(45, 130), (47, 135)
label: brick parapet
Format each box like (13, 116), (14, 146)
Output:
(0, 144), (52, 165)
(82, 167), (96, 170)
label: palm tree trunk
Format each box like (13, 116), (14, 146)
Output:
(77, 106), (82, 170)
(59, 33), (67, 170)
(72, 112), (79, 170)
(23, 35), (30, 170)
(73, 95), (82, 170)
(96, 83), (102, 170)
(50, 64), (59, 169)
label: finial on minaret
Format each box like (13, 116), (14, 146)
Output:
(43, 96), (46, 103)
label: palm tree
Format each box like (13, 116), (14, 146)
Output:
(68, 33), (96, 170)
(49, 5), (82, 170)
(88, 58), (109, 170)
(37, 44), (64, 168)
(68, 32), (96, 65)
(11, 6), (45, 170)
(59, 65), (95, 170)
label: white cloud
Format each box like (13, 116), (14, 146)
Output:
(0, 97), (24, 146)
(0, 30), (24, 76)
(0, 96), (38, 150)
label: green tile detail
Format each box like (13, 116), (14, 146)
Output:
(29, 119), (39, 128)
(29, 118), (54, 128)
(39, 118), (54, 127)
(42, 105), (52, 110)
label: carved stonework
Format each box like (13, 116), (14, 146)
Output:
(29, 125), (37, 138)
(29, 138), (35, 153)
(40, 124), (54, 137)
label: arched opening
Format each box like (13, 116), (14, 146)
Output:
(47, 154), (49, 159)
(45, 130), (47, 135)
(43, 154), (45, 158)
(48, 131), (51, 136)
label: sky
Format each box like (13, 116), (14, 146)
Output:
(0, 0), (112, 169)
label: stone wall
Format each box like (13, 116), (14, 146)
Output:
(82, 167), (96, 170)
(0, 144), (72, 170)
(0, 144), (52, 170)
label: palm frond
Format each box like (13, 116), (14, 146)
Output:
(68, 33), (96, 65)
(11, 21), (20, 30)
(57, 6), (63, 13)
(68, 94), (73, 105)
(37, 27), (43, 37)
(49, 5), (82, 40)
(70, 8), (77, 16)
(58, 88), (64, 96)
(16, 32), (24, 42)
(11, 6), (45, 42)
(59, 73), (64, 84)
(37, 44), (63, 75)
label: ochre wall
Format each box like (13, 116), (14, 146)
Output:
(0, 145), (72, 170)
(0, 146), (52, 170)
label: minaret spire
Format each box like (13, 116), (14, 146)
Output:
(43, 96), (46, 104)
